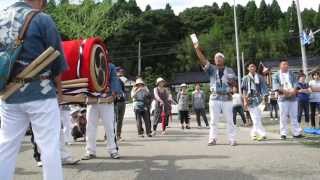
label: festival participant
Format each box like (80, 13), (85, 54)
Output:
(268, 90), (278, 121)
(232, 87), (247, 126)
(272, 59), (303, 140)
(30, 122), (80, 167)
(296, 73), (310, 125)
(115, 67), (127, 141)
(0, 0), (67, 180)
(241, 63), (268, 141)
(71, 107), (87, 141)
(60, 105), (73, 144)
(82, 63), (122, 160)
(192, 83), (209, 128)
(177, 83), (191, 129)
(152, 77), (173, 135)
(308, 72), (320, 128)
(131, 78), (152, 137)
(193, 44), (237, 146)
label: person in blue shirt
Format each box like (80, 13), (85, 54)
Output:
(115, 67), (127, 141)
(0, 1), (67, 180)
(296, 73), (310, 125)
(272, 59), (303, 140)
(193, 42), (237, 146)
(241, 63), (268, 141)
(82, 63), (122, 160)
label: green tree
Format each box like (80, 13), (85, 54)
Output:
(256, 0), (270, 31)
(244, 1), (257, 31)
(270, 0), (283, 29)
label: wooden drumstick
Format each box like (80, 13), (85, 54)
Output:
(0, 47), (54, 94)
(62, 78), (88, 85)
(0, 51), (60, 100)
(16, 47), (55, 78)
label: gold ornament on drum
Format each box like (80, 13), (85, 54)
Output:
(90, 44), (108, 92)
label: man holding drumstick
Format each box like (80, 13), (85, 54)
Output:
(191, 34), (238, 146)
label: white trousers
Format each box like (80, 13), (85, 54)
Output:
(248, 106), (266, 137)
(0, 99), (63, 180)
(86, 103), (118, 155)
(209, 99), (236, 141)
(60, 109), (73, 143)
(59, 123), (71, 161)
(278, 100), (302, 136)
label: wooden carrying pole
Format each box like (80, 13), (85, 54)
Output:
(61, 94), (113, 104)
(0, 48), (60, 100)
(62, 83), (88, 89)
(62, 78), (88, 85)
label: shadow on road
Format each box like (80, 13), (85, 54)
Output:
(63, 154), (258, 180)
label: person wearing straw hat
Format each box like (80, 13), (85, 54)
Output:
(0, 1), (67, 180)
(131, 78), (152, 137)
(193, 41), (237, 146)
(153, 77), (173, 135)
(241, 62), (268, 141)
(177, 83), (191, 129)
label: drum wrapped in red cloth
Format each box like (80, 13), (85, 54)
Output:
(61, 37), (110, 92)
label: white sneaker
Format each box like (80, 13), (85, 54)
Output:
(208, 139), (217, 146)
(110, 152), (120, 159)
(229, 140), (237, 146)
(36, 161), (42, 167)
(152, 131), (156, 136)
(62, 158), (80, 165)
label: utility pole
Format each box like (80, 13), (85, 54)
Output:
(241, 52), (245, 77)
(233, 0), (241, 93)
(138, 41), (141, 77)
(295, 0), (308, 75)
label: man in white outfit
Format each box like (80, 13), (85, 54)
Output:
(82, 63), (122, 160)
(193, 44), (237, 146)
(272, 59), (303, 139)
(241, 63), (268, 141)
(31, 107), (80, 167)
(0, 0), (67, 180)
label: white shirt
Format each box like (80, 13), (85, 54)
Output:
(280, 72), (292, 90)
(232, 93), (243, 106)
(309, 80), (320, 102)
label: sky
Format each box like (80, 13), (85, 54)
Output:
(1, 0), (320, 14)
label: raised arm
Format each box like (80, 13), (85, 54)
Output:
(193, 43), (209, 66)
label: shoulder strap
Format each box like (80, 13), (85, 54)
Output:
(16, 10), (40, 45)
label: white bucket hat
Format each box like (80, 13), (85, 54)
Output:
(180, 83), (187, 87)
(135, 78), (145, 86)
(156, 77), (165, 85)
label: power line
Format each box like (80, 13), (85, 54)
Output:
(111, 51), (178, 62)
(109, 45), (179, 55)
(108, 40), (180, 49)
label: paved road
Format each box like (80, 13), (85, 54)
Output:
(14, 114), (320, 180)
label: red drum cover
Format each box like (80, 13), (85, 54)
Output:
(62, 37), (110, 92)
